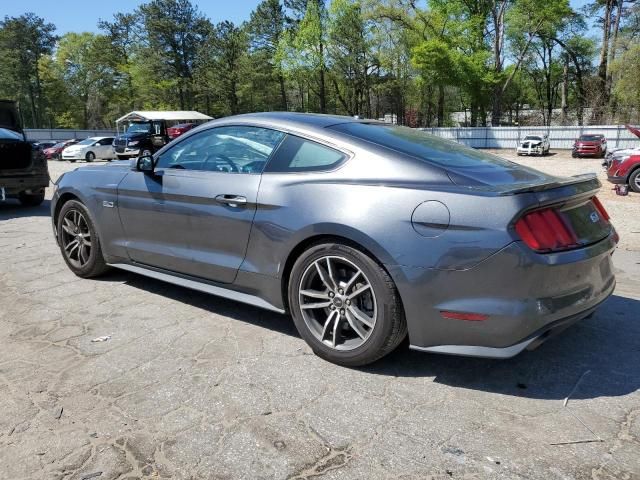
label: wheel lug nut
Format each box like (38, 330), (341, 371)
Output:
(340, 309), (345, 315)
(330, 305), (335, 310)
(346, 300), (351, 305)
(329, 292), (334, 298)
(338, 289), (344, 295)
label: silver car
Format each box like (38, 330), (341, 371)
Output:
(51, 113), (617, 366)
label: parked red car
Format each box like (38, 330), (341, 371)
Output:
(167, 123), (195, 139)
(607, 152), (640, 193)
(572, 134), (607, 158)
(43, 139), (80, 160)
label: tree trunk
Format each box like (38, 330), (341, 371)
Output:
(594, 0), (614, 123)
(608, 0), (623, 120)
(491, 1), (507, 126)
(278, 74), (288, 111)
(437, 85), (445, 127)
(319, 42), (326, 114)
(560, 54), (569, 125)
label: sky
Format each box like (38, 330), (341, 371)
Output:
(2, 0), (595, 35)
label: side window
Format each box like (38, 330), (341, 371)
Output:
(155, 126), (285, 173)
(266, 135), (346, 173)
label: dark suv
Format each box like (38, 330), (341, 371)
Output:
(0, 100), (49, 206)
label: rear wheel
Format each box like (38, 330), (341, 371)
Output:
(85, 152), (95, 162)
(57, 200), (109, 278)
(18, 191), (45, 207)
(288, 242), (407, 367)
(629, 169), (640, 193)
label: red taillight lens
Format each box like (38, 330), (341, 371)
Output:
(515, 208), (578, 252)
(591, 196), (610, 221)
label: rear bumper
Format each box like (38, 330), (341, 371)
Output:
(389, 233), (617, 357)
(0, 173), (49, 196)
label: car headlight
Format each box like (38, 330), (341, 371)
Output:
(128, 141), (139, 146)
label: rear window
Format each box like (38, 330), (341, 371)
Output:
(266, 135), (346, 173)
(329, 122), (514, 169)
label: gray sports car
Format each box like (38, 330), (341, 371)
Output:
(51, 113), (617, 366)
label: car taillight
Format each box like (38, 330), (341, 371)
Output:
(591, 196), (610, 221)
(515, 208), (578, 252)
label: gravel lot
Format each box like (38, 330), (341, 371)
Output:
(0, 154), (639, 480)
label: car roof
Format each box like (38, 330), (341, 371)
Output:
(211, 112), (363, 135)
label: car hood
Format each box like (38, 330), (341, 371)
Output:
(625, 124), (640, 139)
(116, 133), (148, 141)
(64, 145), (87, 152)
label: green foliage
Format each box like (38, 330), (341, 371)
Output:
(1, 0), (636, 128)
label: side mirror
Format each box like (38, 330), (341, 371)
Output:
(136, 154), (155, 173)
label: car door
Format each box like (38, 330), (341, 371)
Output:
(116, 125), (285, 283)
(97, 138), (114, 158)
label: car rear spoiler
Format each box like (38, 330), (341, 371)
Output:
(496, 173), (600, 197)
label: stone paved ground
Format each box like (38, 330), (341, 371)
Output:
(0, 155), (639, 480)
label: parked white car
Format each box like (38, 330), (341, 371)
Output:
(516, 134), (550, 156)
(61, 137), (116, 162)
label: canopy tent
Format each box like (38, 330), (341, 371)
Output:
(115, 111), (213, 124)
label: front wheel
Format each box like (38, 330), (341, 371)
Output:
(629, 169), (640, 193)
(288, 243), (407, 367)
(57, 200), (109, 278)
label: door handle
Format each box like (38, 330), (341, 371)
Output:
(215, 194), (247, 207)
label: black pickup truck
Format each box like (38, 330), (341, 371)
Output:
(112, 120), (169, 160)
(0, 100), (49, 206)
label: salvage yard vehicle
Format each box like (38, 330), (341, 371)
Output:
(167, 122), (196, 139)
(52, 113), (618, 367)
(572, 134), (607, 158)
(43, 139), (81, 160)
(516, 134), (550, 156)
(61, 136), (116, 162)
(112, 111), (212, 160)
(0, 99), (49, 206)
(606, 151), (640, 193)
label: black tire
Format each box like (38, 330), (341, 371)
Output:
(572, 152), (578, 158)
(57, 200), (109, 278)
(288, 242), (407, 367)
(18, 191), (45, 207)
(629, 169), (640, 193)
(86, 151), (95, 162)
(69, 159), (77, 163)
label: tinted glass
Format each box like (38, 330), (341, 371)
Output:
(330, 123), (516, 169)
(523, 136), (542, 141)
(156, 126), (284, 173)
(266, 135), (346, 172)
(77, 138), (96, 146)
(579, 135), (603, 141)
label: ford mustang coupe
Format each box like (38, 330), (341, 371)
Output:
(51, 113), (617, 366)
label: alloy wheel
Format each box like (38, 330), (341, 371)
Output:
(298, 256), (377, 351)
(61, 209), (92, 269)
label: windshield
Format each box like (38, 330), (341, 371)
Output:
(579, 135), (602, 141)
(524, 136), (542, 141)
(126, 122), (152, 134)
(77, 138), (96, 146)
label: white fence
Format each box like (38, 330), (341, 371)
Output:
(25, 128), (116, 141)
(418, 125), (636, 149)
(23, 125), (637, 150)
